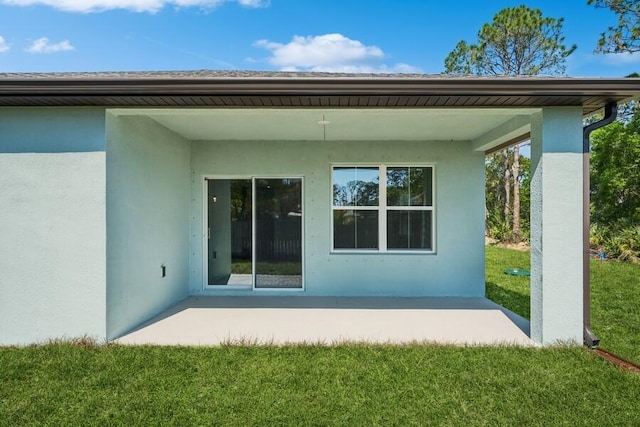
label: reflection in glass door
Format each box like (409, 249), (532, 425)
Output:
(206, 177), (303, 289)
(254, 178), (303, 289)
(207, 179), (253, 286)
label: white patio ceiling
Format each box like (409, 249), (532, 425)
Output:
(109, 108), (536, 150)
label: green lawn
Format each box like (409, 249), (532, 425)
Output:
(485, 246), (532, 319)
(486, 245), (640, 363)
(232, 260), (302, 275)
(1, 247), (639, 426)
(1, 344), (639, 426)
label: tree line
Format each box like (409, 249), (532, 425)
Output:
(444, 1), (639, 262)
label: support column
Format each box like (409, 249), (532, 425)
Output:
(530, 107), (584, 345)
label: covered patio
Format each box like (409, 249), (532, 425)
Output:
(2, 72), (639, 347)
(116, 296), (533, 346)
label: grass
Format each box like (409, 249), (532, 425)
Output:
(1, 247), (639, 425)
(591, 259), (640, 362)
(1, 344), (640, 426)
(486, 245), (640, 363)
(231, 260), (302, 275)
(485, 246), (531, 319)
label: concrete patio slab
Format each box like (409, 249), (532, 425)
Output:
(115, 296), (534, 346)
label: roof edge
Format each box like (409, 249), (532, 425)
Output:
(1, 76), (640, 97)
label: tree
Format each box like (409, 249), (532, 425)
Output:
(588, 0), (640, 53)
(485, 150), (531, 241)
(589, 110), (640, 262)
(445, 5), (576, 76)
(511, 144), (521, 241)
(616, 73), (640, 122)
(590, 112), (640, 227)
(503, 151), (510, 227)
(445, 5), (575, 242)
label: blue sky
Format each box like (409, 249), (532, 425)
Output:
(0, 0), (638, 76)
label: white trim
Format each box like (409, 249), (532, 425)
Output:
(332, 206), (379, 210)
(432, 165), (437, 254)
(203, 175), (305, 292)
(251, 177), (256, 289)
(386, 206), (435, 211)
(252, 176), (305, 292)
(330, 164), (436, 254)
(202, 175), (254, 291)
(379, 165), (388, 252)
(202, 177), (207, 290)
(331, 164), (382, 251)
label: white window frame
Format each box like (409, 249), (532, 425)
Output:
(202, 175), (305, 292)
(331, 164), (436, 254)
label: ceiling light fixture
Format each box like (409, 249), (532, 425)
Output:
(318, 114), (330, 141)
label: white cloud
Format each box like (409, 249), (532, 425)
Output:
(567, 51), (640, 77)
(297, 63), (424, 74)
(600, 52), (640, 65)
(0, 0), (268, 13)
(237, 0), (265, 6)
(26, 37), (74, 54)
(386, 63), (423, 74)
(254, 33), (422, 74)
(254, 33), (383, 69)
(0, 36), (10, 53)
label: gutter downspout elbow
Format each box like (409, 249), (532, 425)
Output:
(582, 102), (617, 349)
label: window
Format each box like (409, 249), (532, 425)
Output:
(386, 166), (433, 250)
(332, 165), (434, 252)
(333, 167), (379, 250)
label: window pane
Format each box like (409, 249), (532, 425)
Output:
(412, 167), (433, 207)
(387, 167), (409, 206)
(333, 167), (379, 207)
(334, 210), (378, 250)
(255, 178), (303, 289)
(387, 210), (432, 250)
(208, 179), (253, 286)
(387, 167), (432, 207)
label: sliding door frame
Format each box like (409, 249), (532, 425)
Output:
(202, 175), (305, 292)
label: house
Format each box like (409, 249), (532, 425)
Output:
(1, 71), (638, 346)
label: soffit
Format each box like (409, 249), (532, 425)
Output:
(1, 73), (639, 115)
(110, 108), (536, 142)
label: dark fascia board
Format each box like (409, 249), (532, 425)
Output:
(0, 75), (639, 105)
(1, 75), (639, 95)
(485, 132), (531, 156)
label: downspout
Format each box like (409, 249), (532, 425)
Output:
(582, 102), (617, 348)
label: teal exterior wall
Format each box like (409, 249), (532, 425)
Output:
(0, 108), (488, 344)
(106, 115), (191, 340)
(530, 107), (584, 345)
(0, 108), (107, 345)
(190, 139), (486, 297)
(0, 107), (107, 153)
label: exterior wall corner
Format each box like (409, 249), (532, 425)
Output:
(530, 107), (584, 345)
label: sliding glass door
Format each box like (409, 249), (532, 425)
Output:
(254, 178), (303, 289)
(206, 177), (303, 289)
(207, 179), (253, 286)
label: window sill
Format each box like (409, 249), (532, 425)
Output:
(330, 250), (436, 255)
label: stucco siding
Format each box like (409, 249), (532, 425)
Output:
(190, 140), (485, 297)
(106, 115), (191, 340)
(0, 152), (107, 345)
(530, 107), (584, 345)
(0, 107), (106, 153)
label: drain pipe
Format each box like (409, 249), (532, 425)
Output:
(583, 102), (617, 348)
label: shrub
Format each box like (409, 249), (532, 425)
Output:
(591, 223), (640, 264)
